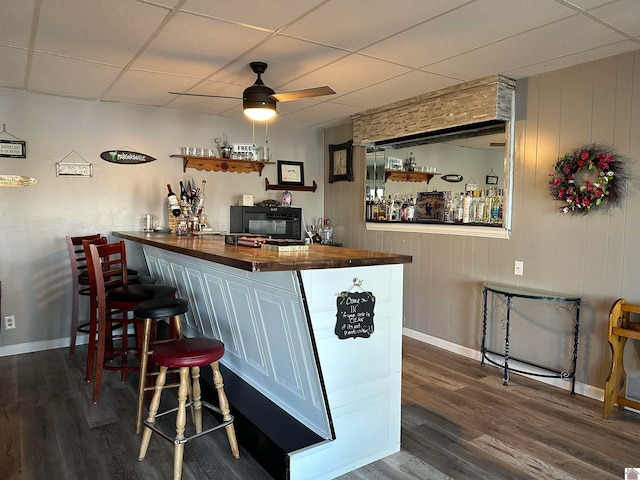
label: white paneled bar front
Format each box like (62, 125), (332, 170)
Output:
(119, 233), (408, 480)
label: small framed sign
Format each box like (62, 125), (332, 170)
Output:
(486, 174), (499, 185)
(0, 140), (26, 158)
(277, 160), (304, 185)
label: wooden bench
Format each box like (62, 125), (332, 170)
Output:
(603, 298), (640, 418)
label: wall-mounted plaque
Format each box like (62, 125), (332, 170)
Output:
(0, 140), (26, 158)
(56, 162), (92, 177)
(100, 150), (156, 164)
(334, 291), (376, 340)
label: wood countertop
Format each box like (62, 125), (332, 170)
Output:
(113, 231), (412, 273)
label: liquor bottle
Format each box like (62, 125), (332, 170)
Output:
(167, 184), (181, 217)
(179, 181), (187, 203)
(462, 192), (471, 224)
(476, 190), (486, 223)
(195, 180), (206, 215)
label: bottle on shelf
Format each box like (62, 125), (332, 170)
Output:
(167, 184), (181, 217)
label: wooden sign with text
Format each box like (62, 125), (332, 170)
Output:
(334, 291), (375, 340)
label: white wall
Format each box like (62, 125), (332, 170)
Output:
(0, 88), (324, 350)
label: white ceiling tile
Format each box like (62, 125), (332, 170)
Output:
(35, 0), (169, 65)
(334, 71), (463, 109)
(28, 53), (122, 98)
(207, 36), (348, 88)
(181, 0), (324, 30)
(591, 0), (640, 36)
(505, 40), (640, 78)
(278, 101), (362, 128)
(131, 12), (270, 78)
(361, 0), (577, 68)
(280, 0), (471, 51)
(280, 54), (411, 97)
(560, 0), (614, 9)
(0, 0), (35, 48)
(0, 47), (28, 89)
(425, 15), (628, 79)
(102, 70), (207, 106)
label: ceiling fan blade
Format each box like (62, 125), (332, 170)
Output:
(271, 86), (335, 102)
(168, 92), (242, 100)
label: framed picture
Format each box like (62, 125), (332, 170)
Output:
(486, 174), (499, 185)
(328, 140), (353, 183)
(277, 160), (304, 185)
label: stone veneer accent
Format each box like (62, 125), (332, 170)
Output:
(352, 75), (516, 146)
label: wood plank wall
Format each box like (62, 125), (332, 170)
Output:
(324, 50), (640, 397)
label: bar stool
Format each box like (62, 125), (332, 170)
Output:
(66, 234), (154, 362)
(138, 337), (239, 480)
(134, 297), (189, 434)
(85, 240), (177, 403)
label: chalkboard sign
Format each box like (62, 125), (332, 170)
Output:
(334, 291), (375, 339)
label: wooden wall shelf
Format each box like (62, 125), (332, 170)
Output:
(265, 178), (317, 192)
(171, 155), (274, 175)
(385, 170), (439, 183)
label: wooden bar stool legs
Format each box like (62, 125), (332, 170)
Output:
(603, 298), (640, 419)
(135, 298), (187, 434)
(138, 338), (239, 480)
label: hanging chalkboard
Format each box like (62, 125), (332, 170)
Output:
(334, 291), (375, 339)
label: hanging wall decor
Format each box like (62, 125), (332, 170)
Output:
(0, 175), (38, 187)
(334, 278), (376, 340)
(56, 150), (92, 177)
(548, 144), (627, 215)
(0, 124), (26, 158)
(100, 149), (156, 164)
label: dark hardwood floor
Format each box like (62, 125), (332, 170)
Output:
(1, 336), (639, 479)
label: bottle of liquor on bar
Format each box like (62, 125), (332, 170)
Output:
(167, 184), (181, 217)
(195, 180), (206, 215)
(179, 180), (188, 203)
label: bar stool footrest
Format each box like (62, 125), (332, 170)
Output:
(143, 400), (234, 446)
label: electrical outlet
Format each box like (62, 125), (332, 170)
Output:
(4, 315), (16, 330)
(514, 261), (524, 276)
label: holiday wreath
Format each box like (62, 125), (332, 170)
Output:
(548, 144), (627, 214)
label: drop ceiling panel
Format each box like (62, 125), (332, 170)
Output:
(35, 0), (169, 65)
(280, 54), (411, 98)
(505, 40), (639, 78)
(591, 0), (640, 36)
(280, 0), (471, 51)
(1, 0), (35, 48)
(207, 36), (348, 88)
(102, 70), (207, 106)
(334, 71), (463, 109)
(426, 15), (630, 80)
(279, 101), (362, 128)
(28, 53), (122, 98)
(131, 12), (270, 78)
(181, 0), (325, 31)
(361, 0), (577, 68)
(0, 47), (27, 89)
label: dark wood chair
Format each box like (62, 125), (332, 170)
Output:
(66, 233), (104, 360)
(85, 240), (177, 403)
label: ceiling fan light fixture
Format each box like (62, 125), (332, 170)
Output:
(243, 80), (277, 121)
(243, 104), (277, 121)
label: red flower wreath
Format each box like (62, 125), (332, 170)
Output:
(548, 144), (626, 214)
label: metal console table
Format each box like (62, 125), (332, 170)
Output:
(481, 283), (581, 395)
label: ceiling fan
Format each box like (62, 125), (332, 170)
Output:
(169, 61), (335, 121)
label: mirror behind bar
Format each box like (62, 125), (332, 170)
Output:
(365, 121), (509, 227)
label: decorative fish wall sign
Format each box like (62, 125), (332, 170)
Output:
(100, 150), (156, 165)
(441, 174), (464, 183)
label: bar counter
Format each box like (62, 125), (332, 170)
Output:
(113, 231), (411, 480)
(112, 231), (412, 272)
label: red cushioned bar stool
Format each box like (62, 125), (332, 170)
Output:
(138, 336), (239, 480)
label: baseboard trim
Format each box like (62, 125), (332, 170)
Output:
(0, 334), (89, 358)
(402, 327), (605, 403)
